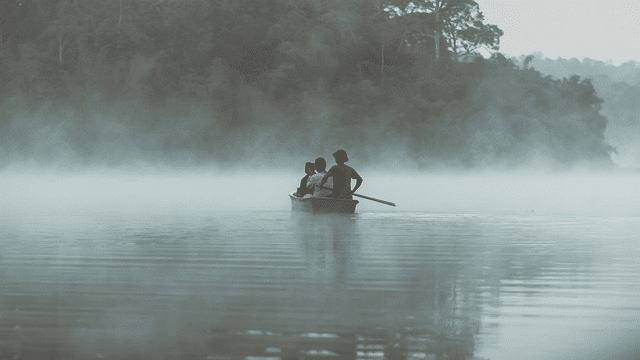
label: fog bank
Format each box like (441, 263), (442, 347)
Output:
(2, 172), (638, 218)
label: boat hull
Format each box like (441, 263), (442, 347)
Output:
(289, 192), (358, 213)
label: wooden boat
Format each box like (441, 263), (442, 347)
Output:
(289, 192), (359, 213)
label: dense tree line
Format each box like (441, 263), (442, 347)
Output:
(526, 55), (640, 128)
(0, 0), (614, 170)
(525, 55), (640, 167)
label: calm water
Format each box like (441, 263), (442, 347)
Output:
(1, 173), (639, 360)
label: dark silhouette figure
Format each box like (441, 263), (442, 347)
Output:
(306, 157), (333, 198)
(295, 162), (316, 197)
(320, 150), (362, 199)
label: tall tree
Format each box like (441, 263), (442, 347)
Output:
(382, 0), (501, 62)
(41, 0), (85, 65)
(119, 0), (123, 25)
(441, 2), (502, 61)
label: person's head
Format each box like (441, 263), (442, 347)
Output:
(314, 157), (326, 172)
(333, 149), (349, 164)
(304, 162), (316, 175)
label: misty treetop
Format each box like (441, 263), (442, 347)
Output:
(0, 0), (614, 169)
(382, 0), (503, 62)
(524, 54), (640, 130)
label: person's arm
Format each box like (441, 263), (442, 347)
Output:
(306, 176), (316, 193)
(351, 171), (363, 194)
(297, 175), (309, 195)
(319, 170), (332, 190)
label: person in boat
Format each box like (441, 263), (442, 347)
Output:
(295, 162), (316, 197)
(319, 149), (362, 199)
(305, 157), (333, 198)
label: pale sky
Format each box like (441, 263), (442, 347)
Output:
(479, 1), (640, 65)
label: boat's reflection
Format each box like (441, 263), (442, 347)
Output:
(288, 212), (478, 359)
(292, 212), (359, 289)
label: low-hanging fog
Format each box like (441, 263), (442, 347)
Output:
(3, 1), (637, 221)
(0, 0), (623, 173)
(0, 1), (637, 218)
(3, 5), (640, 360)
(2, 171), (639, 218)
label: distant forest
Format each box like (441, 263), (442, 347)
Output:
(0, 0), (615, 170)
(525, 55), (640, 168)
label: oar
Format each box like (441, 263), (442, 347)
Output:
(352, 193), (396, 207)
(323, 186), (396, 207)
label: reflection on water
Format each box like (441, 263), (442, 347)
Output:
(1, 210), (639, 360)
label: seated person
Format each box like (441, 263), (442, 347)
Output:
(305, 157), (332, 198)
(295, 162), (315, 197)
(320, 149), (362, 199)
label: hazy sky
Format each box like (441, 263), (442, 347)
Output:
(480, 1), (640, 65)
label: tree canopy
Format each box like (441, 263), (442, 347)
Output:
(524, 55), (640, 167)
(382, 0), (502, 62)
(0, 0), (614, 170)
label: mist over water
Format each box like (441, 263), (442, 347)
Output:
(1, 1), (639, 357)
(2, 170), (639, 217)
(1, 170), (640, 359)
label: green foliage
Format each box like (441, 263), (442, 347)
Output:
(0, 0), (615, 170)
(524, 55), (640, 166)
(381, 0), (502, 62)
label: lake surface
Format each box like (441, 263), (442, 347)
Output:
(1, 173), (639, 360)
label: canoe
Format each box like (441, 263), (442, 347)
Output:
(289, 192), (359, 213)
